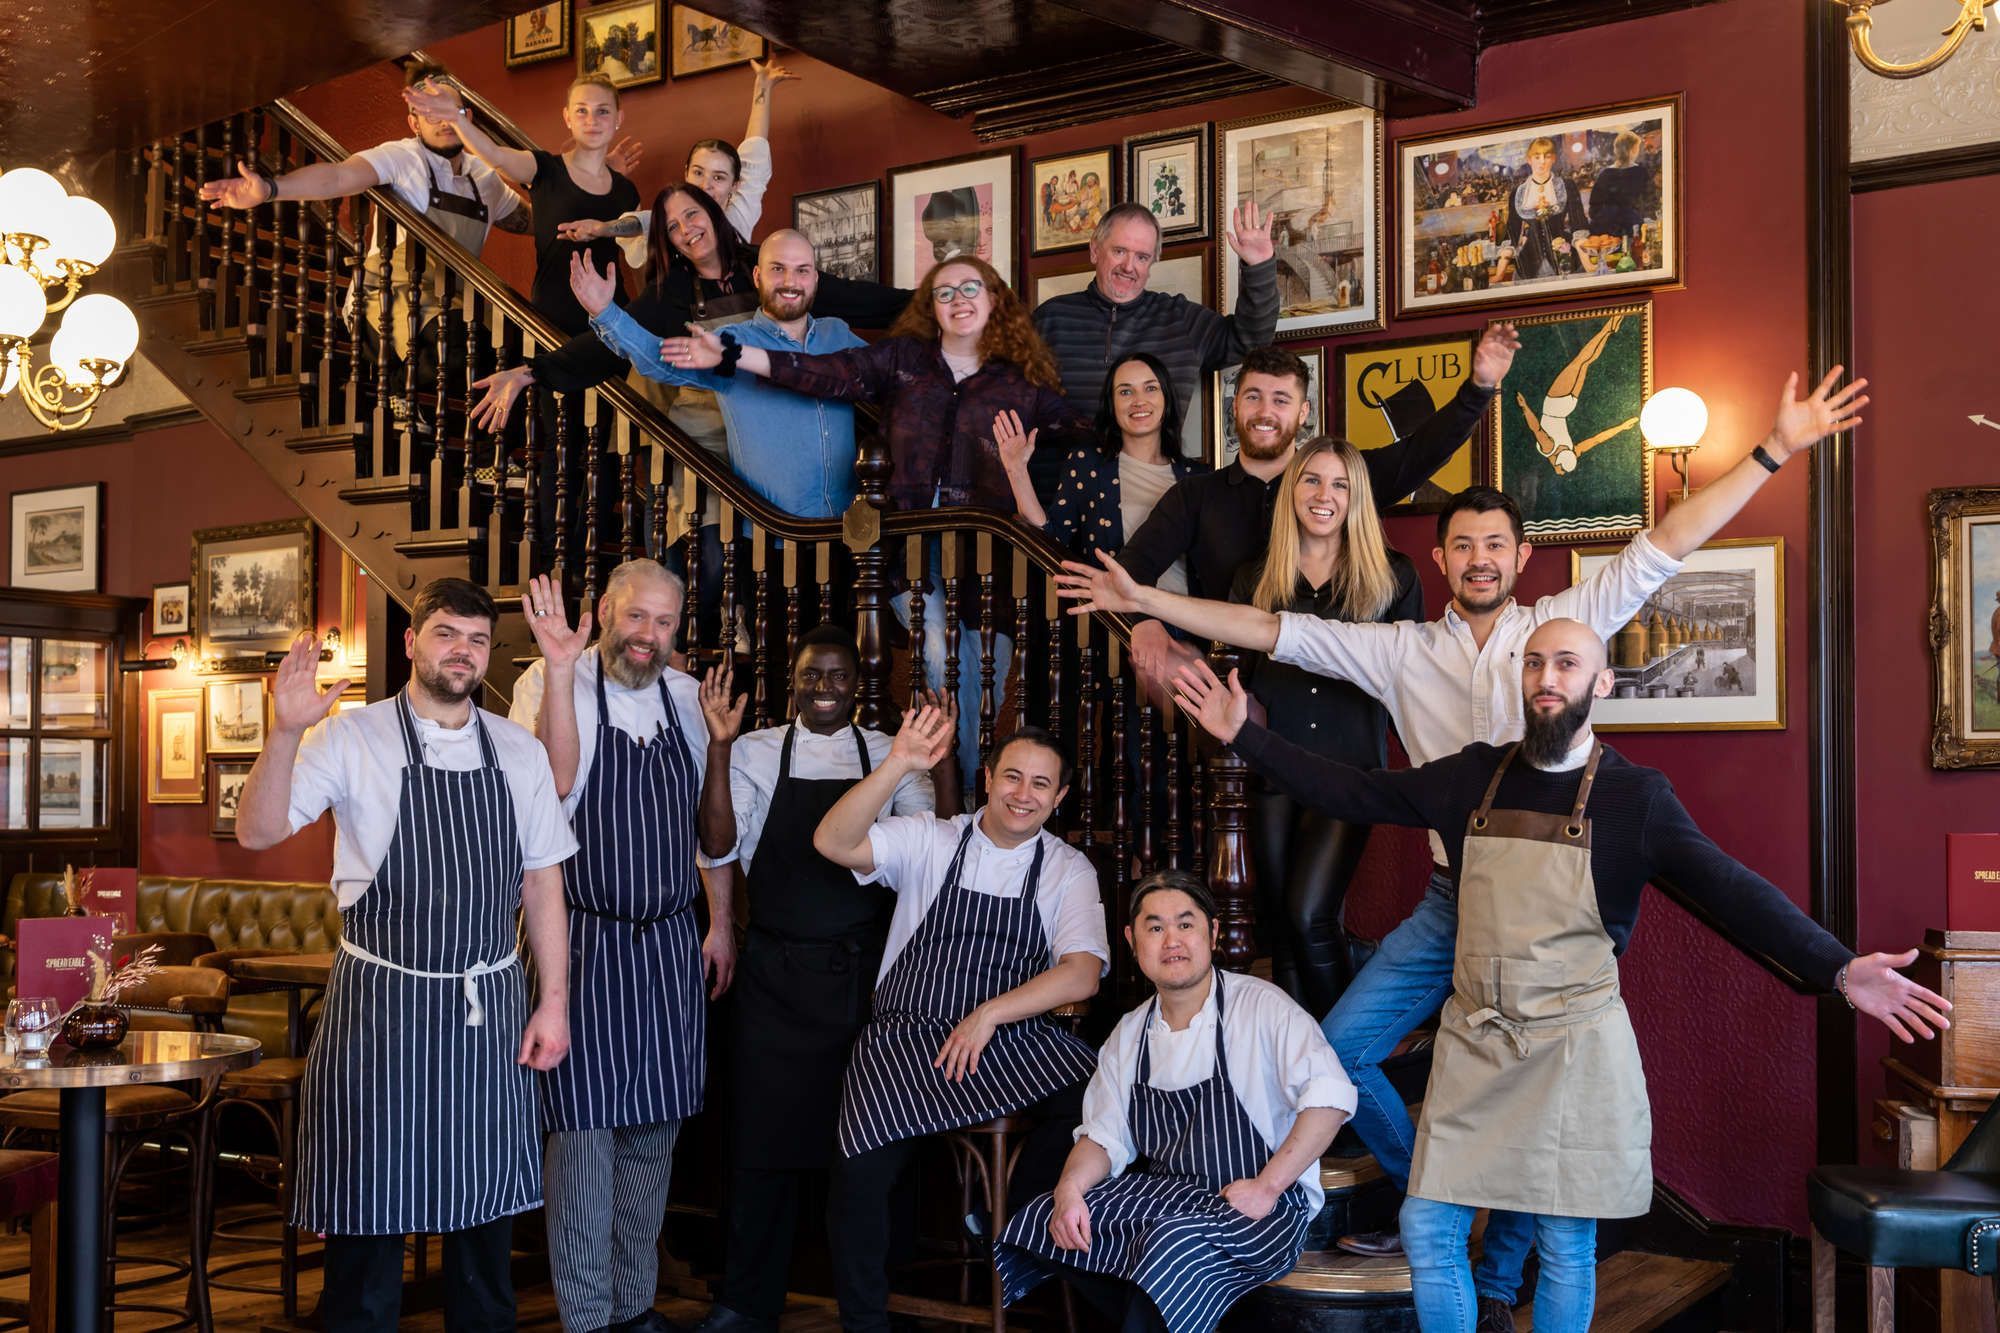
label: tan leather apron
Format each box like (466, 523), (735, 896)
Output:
(1405, 742), (1653, 1219)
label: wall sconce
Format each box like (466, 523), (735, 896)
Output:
(1641, 386), (1708, 504)
(120, 637), (192, 673)
(1832, 0), (1995, 80)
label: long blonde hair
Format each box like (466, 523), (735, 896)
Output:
(1250, 436), (1399, 620)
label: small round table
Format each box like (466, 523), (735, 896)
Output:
(0, 1031), (261, 1333)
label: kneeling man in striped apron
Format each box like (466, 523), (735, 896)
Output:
(1172, 619), (1950, 1333)
(511, 561), (738, 1333)
(996, 870), (1353, 1333)
(235, 577), (576, 1332)
(813, 714), (1109, 1333)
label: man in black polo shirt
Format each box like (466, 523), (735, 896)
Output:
(1116, 330), (1519, 703)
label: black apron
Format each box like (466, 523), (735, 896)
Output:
(731, 724), (892, 1170)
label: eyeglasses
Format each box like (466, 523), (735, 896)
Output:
(931, 279), (986, 305)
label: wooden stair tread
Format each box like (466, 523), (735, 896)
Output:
(1267, 1247), (1411, 1296)
(1319, 1149), (1384, 1192)
(1512, 1251), (1728, 1332)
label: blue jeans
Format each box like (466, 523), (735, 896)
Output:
(1320, 870), (1533, 1302)
(1402, 1197), (1596, 1332)
(890, 539), (1012, 780)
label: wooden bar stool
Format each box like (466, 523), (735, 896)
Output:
(0, 1149), (59, 1333)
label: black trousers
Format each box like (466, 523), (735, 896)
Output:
(827, 1079), (1087, 1333)
(1064, 1269), (1172, 1333)
(319, 1216), (515, 1332)
(1249, 785), (1371, 1021)
(718, 1164), (816, 1321)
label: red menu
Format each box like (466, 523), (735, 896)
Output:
(1947, 833), (2000, 934)
(15, 916), (117, 1012)
(79, 868), (137, 934)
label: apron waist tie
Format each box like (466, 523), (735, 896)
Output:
(1463, 993), (1618, 1060)
(338, 938), (518, 1027)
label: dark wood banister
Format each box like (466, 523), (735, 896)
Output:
(266, 95), (1137, 649)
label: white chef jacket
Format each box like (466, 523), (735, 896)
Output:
(509, 647), (708, 817)
(287, 694), (577, 909)
(708, 717), (934, 870)
(860, 811), (1110, 984)
(1077, 969), (1355, 1214)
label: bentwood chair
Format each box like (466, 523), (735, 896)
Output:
(0, 1149), (59, 1333)
(1809, 1093), (2000, 1331)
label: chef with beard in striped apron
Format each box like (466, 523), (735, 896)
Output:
(511, 560), (738, 1333)
(235, 578), (575, 1332)
(996, 871), (1351, 1333)
(812, 713), (1109, 1333)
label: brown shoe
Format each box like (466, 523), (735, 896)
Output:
(1335, 1228), (1404, 1258)
(1476, 1295), (1516, 1333)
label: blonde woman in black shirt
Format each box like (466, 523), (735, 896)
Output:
(1228, 436), (1420, 1016)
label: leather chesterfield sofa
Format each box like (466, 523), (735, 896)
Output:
(4, 873), (341, 1055)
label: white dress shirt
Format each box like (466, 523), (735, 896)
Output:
(1078, 969), (1355, 1215)
(509, 647), (709, 817)
(861, 812), (1110, 983)
(709, 718), (935, 869)
(288, 695), (578, 908)
(1270, 531), (1682, 861)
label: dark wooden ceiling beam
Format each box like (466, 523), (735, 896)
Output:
(919, 44), (1281, 142)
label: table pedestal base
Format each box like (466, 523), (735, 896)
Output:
(58, 1085), (105, 1333)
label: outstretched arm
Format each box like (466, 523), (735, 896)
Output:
(201, 157), (380, 210)
(742, 58), (798, 143)
(403, 80), (537, 185)
(1360, 323), (1516, 506)
(1056, 550), (1280, 652)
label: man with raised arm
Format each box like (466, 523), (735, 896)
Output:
(233, 578), (574, 1330)
(1168, 619), (1946, 1332)
(813, 716), (1108, 1333)
(1056, 368), (1868, 1327)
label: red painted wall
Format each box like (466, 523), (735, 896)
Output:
(2, 421), (337, 882)
(1852, 173), (2000, 1130)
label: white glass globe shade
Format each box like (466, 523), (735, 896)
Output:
(47, 325), (94, 385)
(0, 168), (69, 242)
(43, 194), (116, 269)
(57, 293), (139, 365)
(1640, 386), (1708, 450)
(0, 265), (49, 339)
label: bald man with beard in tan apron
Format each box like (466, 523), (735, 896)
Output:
(1171, 618), (1951, 1332)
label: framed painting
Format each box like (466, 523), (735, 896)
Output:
(579, 0), (664, 90)
(1217, 105), (1383, 339)
(1570, 537), (1785, 731)
(38, 639), (108, 730)
(1210, 348), (1324, 471)
(148, 687), (205, 804)
(1929, 487), (2000, 769)
(668, 5), (764, 78)
(887, 148), (1020, 290)
(1337, 331), (1487, 514)
(506, 1), (572, 66)
(209, 758), (254, 839)
(1124, 124), (1210, 243)
(152, 581), (192, 638)
(204, 676), (269, 756)
(193, 519), (315, 666)
(794, 181), (881, 283)
(1028, 147), (1116, 256)
(9, 483), (101, 593)
(1488, 301), (1653, 543)
(1396, 94), (1683, 318)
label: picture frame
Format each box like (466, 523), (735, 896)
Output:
(1216, 105), (1383, 339)
(667, 5), (764, 78)
(38, 639), (108, 730)
(209, 758), (254, 839)
(579, 0), (664, 90)
(1027, 146), (1117, 256)
(506, 0), (572, 66)
(192, 519), (316, 666)
(1928, 486), (2000, 769)
(148, 688), (205, 804)
(1569, 537), (1786, 732)
(37, 738), (100, 831)
(1336, 331), (1488, 514)
(9, 483), (102, 593)
(887, 148), (1020, 291)
(1488, 301), (1653, 544)
(1124, 124), (1211, 243)
(1394, 94), (1683, 318)
(152, 581), (191, 638)
(204, 676), (269, 757)
(793, 180), (882, 284)
(1210, 348), (1325, 471)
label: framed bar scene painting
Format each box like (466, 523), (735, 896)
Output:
(1028, 146), (1115, 256)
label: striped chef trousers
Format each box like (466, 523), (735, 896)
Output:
(545, 1120), (681, 1330)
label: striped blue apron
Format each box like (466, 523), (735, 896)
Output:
(539, 662), (705, 1131)
(294, 693), (540, 1235)
(836, 817), (1098, 1158)
(995, 972), (1313, 1333)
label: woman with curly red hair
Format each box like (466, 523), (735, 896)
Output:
(663, 254), (1090, 774)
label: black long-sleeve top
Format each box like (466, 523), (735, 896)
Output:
(1118, 378), (1494, 599)
(1231, 723), (1855, 990)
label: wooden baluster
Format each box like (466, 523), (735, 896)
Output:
(816, 544), (835, 662)
(1204, 740), (1257, 972)
(975, 533), (997, 765)
(139, 142), (163, 248)
(1042, 571), (1064, 743)
(783, 541), (802, 673)
(646, 438), (668, 562)
(243, 108), (264, 340)
(167, 135), (188, 290)
(751, 525), (771, 728)
(905, 539), (927, 712)
(679, 470), (702, 671)
(426, 264), (453, 536)
(1164, 723), (1183, 870)
(192, 124), (211, 310)
(1137, 697), (1158, 876)
(719, 496), (738, 662)
(402, 236), (427, 494)
(1078, 613), (1098, 841)
(518, 378), (542, 581)
(1109, 645), (1132, 890)
(1189, 733), (1208, 878)
(582, 390), (604, 604)
(327, 204), (348, 429)
(482, 311), (509, 583)
(940, 536), (961, 717)
(551, 391), (571, 593)
(213, 121), (236, 317)
(458, 284), (480, 555)
(619, 421), (640, 562)
(1010, 551), (1032, 727)
(294, 159), (313, 387)
(263, 124), (289, 377)
(370, 208), (398, 480)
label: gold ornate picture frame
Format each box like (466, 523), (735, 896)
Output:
(1929, 486), (2000, 769)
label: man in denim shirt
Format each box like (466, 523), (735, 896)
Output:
(579, 229), (866, 519)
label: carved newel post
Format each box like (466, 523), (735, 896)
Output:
(845, 422), (894, 731)
(1202, 650), (1258, 972)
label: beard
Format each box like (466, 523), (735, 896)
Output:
(601, 625), (668, 689)
(759, 287), (812, 321)
(414, 654), (483, 704)
(1235, 414), (1301, 461)
(1452, 568), (1514, 613)
(1520, 689), (1594, 767)
(424, 136), (466, 160)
